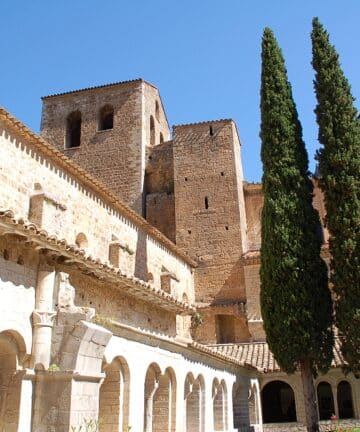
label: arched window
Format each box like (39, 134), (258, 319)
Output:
(150, 115), (155, 146)
(155, 100), (160, 121)
(317, 382), (334, 420)
(98, 105), (114, 131)
(160, 132), (164, 143)
(337, 381), (354, 419)
(261, 381), (296, 423)
(66, 111), (81, 148)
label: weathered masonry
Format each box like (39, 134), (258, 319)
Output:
(0, 79), (359, 431)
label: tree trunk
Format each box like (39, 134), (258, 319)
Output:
(300, 359), (319, 432)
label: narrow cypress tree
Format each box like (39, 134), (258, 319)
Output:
(312, 18), (360, 375)
(260, 28), (333, 432)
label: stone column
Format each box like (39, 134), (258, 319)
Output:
(332, 383), (339, 419)
(250, 378), (263, 432)
(32, 260), (56, 370)
(144, 380), (159, 432)
(205, 377), (215, 432)
(127, 364), (147, 432)
(17, 371), (34, 432)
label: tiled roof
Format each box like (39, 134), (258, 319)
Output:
(41, 78), (158, 99)
(207, 339), (347, 373)
(0, 209), (195, 314)
(190, 342), (257, 370)
(0, 107), (197, 268)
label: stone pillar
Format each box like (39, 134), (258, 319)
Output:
(127, 364), (147, 432)
(32, 261), (56, 369)
(205, 378), (215, 432)
(175, 370), (186, 432)
(250, 379), (263, 432)
(332, 383), (339, 418)
(226, 378), (235, 432)
(17, 371), (34, 432)
(144, 380), (159, 432)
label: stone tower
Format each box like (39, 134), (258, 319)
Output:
(173, 120), (250, 343)
(41, 79), (170, 215)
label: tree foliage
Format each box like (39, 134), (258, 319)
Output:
(312, 17), (360, 375)
(260, 27), (333, 374)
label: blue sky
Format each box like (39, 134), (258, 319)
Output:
(1, 0), (359, 181)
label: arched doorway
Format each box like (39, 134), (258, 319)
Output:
(0, 331), (25, 432)
(144, 364), (176, 432)
(317, 381), (335, 420)
(99, 357), (130, 432)
(213, 379), (228, 431)
(184, 373), (205, 432)
(261, 380), (296, 423)
(337, 381), (354, 419)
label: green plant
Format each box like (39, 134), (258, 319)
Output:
(312, 17), (360, 376)
(91, 314), (117, 332)
(71, 418), (98, 432)
(260, 27), (333, 432)
(48, 363), (60, 372)
(191, 312), (204, 328)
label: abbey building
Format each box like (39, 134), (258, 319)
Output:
(0, 79), (359, 431)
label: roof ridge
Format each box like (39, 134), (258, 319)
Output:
(173, 118), (233, 128)
(41, 78), (159, 99)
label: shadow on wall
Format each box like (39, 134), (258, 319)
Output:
(134, 228), (148, 282)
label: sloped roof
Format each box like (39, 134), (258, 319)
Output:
(207, 339), (346, 373)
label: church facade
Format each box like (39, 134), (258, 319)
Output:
(0, 79), (358, 431)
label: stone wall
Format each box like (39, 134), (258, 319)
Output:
(173, 120), (247, 305)
(145, 140), (175, 240)
(0, 121), (194, 302)
(41, 81), (145, 213)
(244, 183), (263, 251)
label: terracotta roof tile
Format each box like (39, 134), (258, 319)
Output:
(207, 339), (346, 373)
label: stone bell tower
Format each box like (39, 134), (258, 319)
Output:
(40, 79), (170, 216)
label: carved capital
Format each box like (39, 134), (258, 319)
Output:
(32, 310), (56, 327)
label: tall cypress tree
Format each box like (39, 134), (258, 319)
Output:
(312, 18), (360, 375)
(260, 28), (333, 432)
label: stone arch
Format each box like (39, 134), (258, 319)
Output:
(144, 363), (176, 432)
(60, 321), (112, 375)
(99, 356), (130, 432)
(0, 330), (26, 432)
(317, 381), (335, 420)
(213, 378), (227, 431)
(66, 110), (81, 148)
(337, 380), (354, 419)
(261, 380), (296, 423)
(184, 372), (205, 432)
(98, 104), (114, 131)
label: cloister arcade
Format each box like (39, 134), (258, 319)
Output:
(97, 335), (239, 432)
